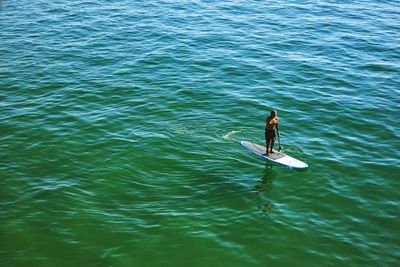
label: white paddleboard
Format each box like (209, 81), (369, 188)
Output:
(240, 141), (308, 169)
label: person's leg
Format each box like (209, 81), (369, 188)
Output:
(266, 138), (271, 155)
(263, 139), (270, 156)
(270, 138), (275, 153)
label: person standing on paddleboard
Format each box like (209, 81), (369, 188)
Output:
(264, 110), (280, 156)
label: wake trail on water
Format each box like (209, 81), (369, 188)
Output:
(222, 130), (241, 142)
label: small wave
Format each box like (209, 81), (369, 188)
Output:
(361, 63), (398, 73)
(111, 137), (138, 143)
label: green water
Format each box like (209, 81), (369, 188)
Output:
(1, 0), (399, 266)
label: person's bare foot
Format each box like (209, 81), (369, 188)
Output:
(269, 150), (275, 154)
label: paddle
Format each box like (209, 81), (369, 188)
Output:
(277, 131), (283, 153)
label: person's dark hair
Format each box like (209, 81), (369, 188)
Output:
(271, 110), (277, 116)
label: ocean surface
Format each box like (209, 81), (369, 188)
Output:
(1, 0), (399, 266)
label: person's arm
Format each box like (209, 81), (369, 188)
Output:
(268, 117), (276, 125)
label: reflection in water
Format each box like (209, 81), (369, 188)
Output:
(253, 164), (276, 215)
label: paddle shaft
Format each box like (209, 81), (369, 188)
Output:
(277, 129), (282, 151)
